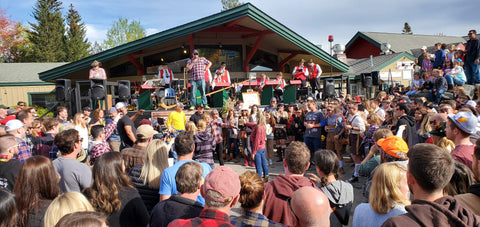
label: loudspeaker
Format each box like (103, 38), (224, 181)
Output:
(323, 79), (336, 98)
(118, 80), (131, 99)
(371, 71), (379, 85)
(91, 79), (107, 100)
(55, 79), (71, 102)
(297, 86), (312, 100)
(362, 73), (372, 87)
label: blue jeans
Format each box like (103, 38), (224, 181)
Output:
(406, 90), (418, 96)
(465, 60), (480, 84)
(227, 137), (239, 158)
(190, 79), (208, 107)
(429, 88), (446, 104)
(445, 75), (465, 86)
(304, 137), (321, 158)
(254, 148), (269, 177)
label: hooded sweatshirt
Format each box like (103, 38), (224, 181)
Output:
(397, 115), (416, 148)
(382, 196), (480, 227)
(320, 180), (354, 227)
(263, 174), (316, 226)
(455, 183), (480, 216)
(193, 131), (216, 165)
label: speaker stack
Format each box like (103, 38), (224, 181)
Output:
(323, 79), (336, 99)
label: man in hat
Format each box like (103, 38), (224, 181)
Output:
(446, 111), (478, 169)
(158, 62), (175, 88)
(186, 49), (211, 110)
(83, 106), (92, 123)
(6, 119), (31, 163)
(416, 46), (427, 71)
(189, 103), (204, 125)
(0, 104), (8, 121)
(167, 103), (187, 132)
(53, 129), (92, 193)
(307, 59), (322, 97)
(168, 166), (239, 227)
(121, 124), (157, 172)
(89, 60), (107, 79)
(106, 107), (121, 152)
(292, 59), (309, 87)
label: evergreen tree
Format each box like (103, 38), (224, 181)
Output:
(402, 22), (412, 35)
(28, 0), (66, 62)
(221, 0), (244, 11)
(64, 4), (90, 62)
(89, 41), (103, 55)
(102, 17), (146, 50)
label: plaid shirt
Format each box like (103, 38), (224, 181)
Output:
(89, 122), (117, 164)
(168, 209), (233, 227)
(230, 211), (286, 227)
(16, 139), (32, 163)
(210, 121), (230, 144)
(187, 57), (211, 81)
(121, 144), (146, 172)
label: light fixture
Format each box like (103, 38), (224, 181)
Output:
(219, 42), (223, 48)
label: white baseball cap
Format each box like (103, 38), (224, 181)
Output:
(115, 102), (127, 110)
(5, 119), (27, 132)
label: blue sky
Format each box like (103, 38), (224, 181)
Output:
(1, 0), (479, 52)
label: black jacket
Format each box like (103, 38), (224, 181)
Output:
(128, 165), (160, 213)
(398, 115), (416, 148)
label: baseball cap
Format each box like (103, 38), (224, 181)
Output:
(465, 100), (477, 108)
(448, 111), (477, 134)
(421, 46), (427, 50)
(115, 102), (127, 110)
(306, 97), (314, 102)
(177, 103), (185, 108)
(201, 166), (240, 203)
(0, 115), (16, 125)
(377, 136), (408, 159)
(7, 109), (16, 116)
(109, 107), (117, 114)
(136, 124), (158, 139)
(196, 103), (204, 109)
(83, 106), (92, 111)
(5, 119), (27, 132)
(270, 97), (277, 102)
(193, 49), (199, 55)
(138, 119), (152, 126)
(0, 104), (8, 109)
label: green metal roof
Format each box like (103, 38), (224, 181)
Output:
(39, 3), (349, 81)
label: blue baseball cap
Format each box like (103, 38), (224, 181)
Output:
(193, 49), (199, 55)
(448, 111), (477, 134)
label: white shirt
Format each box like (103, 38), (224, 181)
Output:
(348, 112), (365, 134)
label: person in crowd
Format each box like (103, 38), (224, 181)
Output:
(167, 102), (187, 132)
(54, 211), (107, 227)
(429, 113), (455, 151)
(444, 161), (476, 196)
(35, 117), (62, 159)
(346, 102), (365, 183)
(445, 59), (467, 88)
(395, 102), (416, 148)
(6, 119), (31, 163)
(159, 62), (175, 88)
(16, 110), (35, 151)
(307, 59), (322, 98)
(89, 108), (105, 127)
(262, 98), (276, 113)
(128, 139), (170, 213)
(273, 103), (289, 161)
(28, 119), (43, 141)
(88, 113), (120, 165)
(56, 106), (68, 124)
(255, 73), (269, 91)
(193, 119), (216, 169)
(308, 149), (354, 227)
(370, 99), (385, 121)
(159, 131), (212, 205)
(238, 107), (252, 167)
(382, 144), (480, 227)
(43, 192), (95, 227)
(0, 188), (17, 227)
(353, 163), (410, 227)
(0, 135), (21, 192)
(359, 128), (394, 177)
(106, 107), (121, 152)
(150, 161), (204, 227)
(185, 121), (197, 134)
(73, 113), (89, 153)
(455, 139), (480, 215)
(325, 104), (346, 173)
(186, 49), (211, 110)
(406, 72), (424, 96)
(14, 156), (60, 227)
(429, 69), (448, 104)
(433, 43), (445, 69)
(53, 129), (92, 193)
(225, 109), (240, 162)
(121, 124), (156, 172)
(414, 109), (433, 144)
(292, 59), (309, 87)
(263, 141), (316, 226)
(230, 171), (284, 227)
(362, 113), (382, 158)
(189, 104), (204, 125)
(289, 186), (331, 227)
(465, 30), (480, 85)
(204, 111), (230, 166)
(304, 97), (325, 161)
(168, 166), (240, 227)
(116, 102), (143, 150)
(213, 62), (231, 86)
(274, 72), (287, 102)
(286, 104), (297, 144)
(250, 112), (268, 181)
(89, 60), (107, 79)
(446, 111), (477, 169)
(84, 152), (149, 227)
(265, 111), (276, 164)
(82, 107), (92, 123)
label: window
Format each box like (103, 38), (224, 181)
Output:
(28, 92), (55, 108)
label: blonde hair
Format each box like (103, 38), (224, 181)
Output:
(197, 119), (207, 131)
(369, 163), (410, 214)
(368, 113), (383, 126)
(185, 121), (197, 135)
(44, 192), (94, 227)
(140, 139), (170, 189)
(73, 113), (87, 128)
(436, 137), (455, 152)
(257, 111), (266, 126)
(419, 112), (434, 135)
(373, 128), (393, 142)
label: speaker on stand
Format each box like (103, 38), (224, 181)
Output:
(323, 78), (336, 100)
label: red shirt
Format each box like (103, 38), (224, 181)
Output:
(251, 125), (266, 154)
(168, 209), (233, 227)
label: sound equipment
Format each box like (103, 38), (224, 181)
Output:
(118, 80), (131, 99)
(371, 71), (379, 85)
(90, 79), (107, 100)
(297, 86), (312, 100)
(55, 79), (71, 102)
(361, 73), (373, 88)
(323, 78), (336, 98)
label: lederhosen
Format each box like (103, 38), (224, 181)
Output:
(348, 115), (361, 156)
(326, 115), (341, 152)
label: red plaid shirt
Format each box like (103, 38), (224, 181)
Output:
(168, 209), (233, 227)
(210, 120), (230, 144)
(16, 139), (32, 163)
(89, 122), (117, 164)
(187, 57), (211, 81)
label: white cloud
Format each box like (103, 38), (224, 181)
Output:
(85, 24), (107, 44)
(145, 28), (160, 36)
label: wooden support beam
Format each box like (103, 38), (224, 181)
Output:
(243, 34), (266, 72)
(224, 17), (245, 27)
(278, 53), (298, 72)
(278, 50), (309, 55)
(241, 30), (274, 39)
(189, 34), (194, 56)
(125, 54), (144, 76)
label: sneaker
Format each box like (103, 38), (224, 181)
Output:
(205, 105), (210, 109)
(189, 106), (194, 110)
(348, 176), (358, 183)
